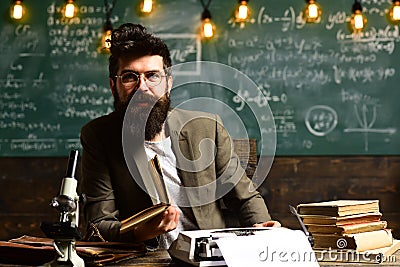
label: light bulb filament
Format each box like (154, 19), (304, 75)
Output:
(65, 2), (76, 18)
(203, 19), (214, 38)
(237, 4), (249, 20)
(390, 2), (400, 21)
(142, 0), (153, 13)
(11, 1), (24, 20)
(308, 4), (318, 19)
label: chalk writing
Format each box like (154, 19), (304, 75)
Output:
(0, 0), (399, 156)
(60, 94), (113, 106)
(305, 105), (338, 137)
(0, 112), (25, 120)
(0, 121), (61, 132)
(0, 74), (26, 89)
(10, 139), (57, 152)
(65, 83), (110, 94)
(0, 100), (36, 112)
(344, 104), (397, 151)
(46, 3), (117, 59)
(64, 139), (82, 151)
(256, 6), (303, 31)
(341, 88), (380, 105)
(274, 109), (297, 137)
(60, 107), (113, 120)
(0, 93), (21, 99)
(233, 88), (286, 111)
(32, 72), (48, 89)
(160, 34), (201, 74)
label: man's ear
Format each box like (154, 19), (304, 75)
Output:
(109, 77), (117, 97)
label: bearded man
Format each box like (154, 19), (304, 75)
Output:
(79, 23), (279, 249)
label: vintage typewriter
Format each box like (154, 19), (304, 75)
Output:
(168, 207), (315, 266)
(168, 227), (274, 266)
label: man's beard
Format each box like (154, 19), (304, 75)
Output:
(116, 91), (170, 141)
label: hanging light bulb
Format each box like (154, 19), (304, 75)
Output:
(98, 19), (113, 54)
(303, 0), (322, 23)
(350, 0), (367, 33)
(235, 0), (250, 22)
(10, 0), (25, 20)
(64, 0), (77, 18)
(141, 0), (153, 14)
(389, 0), (400, 22)
(201, 8), (215, 39)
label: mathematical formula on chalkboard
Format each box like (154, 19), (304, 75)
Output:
(0, 0), (399, 156)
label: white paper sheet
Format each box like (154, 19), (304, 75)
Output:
(215, 228), (320, 267)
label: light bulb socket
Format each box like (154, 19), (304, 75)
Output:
(352, 1), (362, 13)
(102, 19), (113, 32)
(305, 0), (315, 3)
(238, 0), (249, 3)
(393, 0), (400, 3)
(201, 8), (211, 20)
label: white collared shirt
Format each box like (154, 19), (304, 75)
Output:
(144, 137), (198, 248)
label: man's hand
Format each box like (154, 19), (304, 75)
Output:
(132, 206), (180, 242)
(253, 220), (281, 228)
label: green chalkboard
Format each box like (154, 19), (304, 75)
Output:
(0, 0), (399, 156)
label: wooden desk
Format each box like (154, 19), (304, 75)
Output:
(0, 237), (398, 266)
(114, 249), (400, 266)
(0, 249), (398, 266)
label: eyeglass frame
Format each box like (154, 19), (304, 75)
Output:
(114, 69), (170, 89)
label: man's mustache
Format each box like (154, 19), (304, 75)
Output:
(128, 91), (159, 105)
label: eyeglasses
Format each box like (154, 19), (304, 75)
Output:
(115, 71), (167, 88)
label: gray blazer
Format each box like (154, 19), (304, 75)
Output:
(80, 108), (271, 241)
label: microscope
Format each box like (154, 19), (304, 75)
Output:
(41, 150), (85, 267)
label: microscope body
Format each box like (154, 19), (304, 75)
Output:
(54, 176), (80, 225)
(41, 150), (85, 267)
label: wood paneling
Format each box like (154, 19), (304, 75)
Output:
(0, 157), (83, 240)
(0, 156), (399, 240)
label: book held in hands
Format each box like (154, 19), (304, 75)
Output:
(120, 155), (171, 234)
(120, 202), (170, 234)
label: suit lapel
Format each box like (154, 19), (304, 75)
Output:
(122, 118), (160, 205)
(168, 128), (197, 187)
(167, 110), (207, 226)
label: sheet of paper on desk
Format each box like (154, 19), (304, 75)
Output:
(215, 228), (320, 267)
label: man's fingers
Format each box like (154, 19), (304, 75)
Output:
(158, 206), (180, 232)
(253, 220), (281, 228)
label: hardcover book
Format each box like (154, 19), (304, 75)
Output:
(312, 229), (393, 252)
(120, 202), (170, 234)
(300, 212), (382, 225)
(306, 220), (387, 234)
(120, 155), (171, 234)
(297, 200), (380, 217)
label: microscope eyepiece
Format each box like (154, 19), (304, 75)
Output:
(66, 149), (79, 178)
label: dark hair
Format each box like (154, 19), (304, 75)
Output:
(108, 23), (172, 79)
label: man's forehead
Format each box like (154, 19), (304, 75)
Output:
(118, 54), (164, 69)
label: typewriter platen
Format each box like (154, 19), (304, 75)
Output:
(168, 227), (273, 267)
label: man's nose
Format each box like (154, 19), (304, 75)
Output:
(136, 74), (150, 92)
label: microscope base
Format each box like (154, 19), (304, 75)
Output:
(45, 240), (84, 267)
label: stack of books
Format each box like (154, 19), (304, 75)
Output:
(297, 200), (394, 254)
